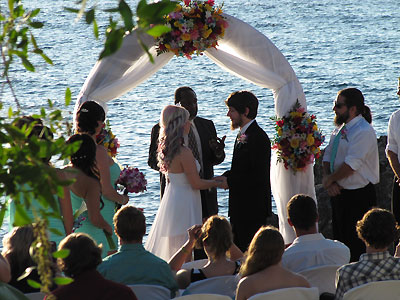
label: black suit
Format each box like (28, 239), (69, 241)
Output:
(148, 116), (225, 218)
(223, 121), (271, 252)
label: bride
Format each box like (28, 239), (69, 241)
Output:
(145, 105), (222, 261)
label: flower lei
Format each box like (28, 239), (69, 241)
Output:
(155, 0), (228, 59)
(271, 101), (324, 173)
(96, 120), (120, 158)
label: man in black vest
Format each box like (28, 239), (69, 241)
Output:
(218, 91), (272, 252)
(148, 86), (225, 219)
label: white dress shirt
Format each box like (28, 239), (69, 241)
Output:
(323, 115), (379, 189)
(386, 109), (400, 162)
(282, 233), (350, 273)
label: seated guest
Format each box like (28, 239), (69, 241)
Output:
(97, 206), (178, 296)
(169, 215), (243, 289)
(282, 194), (350, 272)
(47, 233), (137, 300)
(335, 208), (400, 300)
(236, 226), (310, 300)
(2, 226), (51, 293)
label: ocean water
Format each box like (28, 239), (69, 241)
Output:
(1, 0), (399, 240)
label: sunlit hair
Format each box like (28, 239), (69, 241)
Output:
(240, 226), (284, 277)
(356, 208), (399, 249)
(2, 226), (36, 283)
(287, 194), (318, 230)
(114, 205), (146, 242)
(338, 88), (372, 124)
(76, 101), (105, 135)
(157, 105), (189, 173)
(67, 134), (100, 181)
(58, 233), (102, 278)
(199, 215), (233, 260)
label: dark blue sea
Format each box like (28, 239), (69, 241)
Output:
(1, 0), (399, 240)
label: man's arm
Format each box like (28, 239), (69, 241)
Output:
(148, 123), (160, 171)
(387, 150), (400, 181)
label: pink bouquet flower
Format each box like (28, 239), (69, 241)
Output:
(116, 166), (147, 194)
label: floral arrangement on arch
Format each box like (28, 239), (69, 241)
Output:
(155, 0), (229, 59)
(271, 100), (324, 173)
(96, 120), (120, 158)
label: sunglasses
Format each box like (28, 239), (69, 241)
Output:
(333, 101), (346, 109)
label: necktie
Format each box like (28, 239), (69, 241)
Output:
(188, 126), (201, 163)
(330, 125), (346, 173)
(234, 131), (241, 148)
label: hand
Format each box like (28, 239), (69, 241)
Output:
(104, 224), (113, 236)
(209, 136), (226, 153)
(322, 175), (334, 190)
(188, 224), (202, 243)
(326, 182), (342, 197)
(121, 193), (129, 205)
(214, 175), (228, 189)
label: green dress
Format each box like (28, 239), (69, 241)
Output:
(71, 161), (120, 258)
(8, 185), (66, 246)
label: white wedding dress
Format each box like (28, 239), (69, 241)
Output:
(145, 161), (202, 261)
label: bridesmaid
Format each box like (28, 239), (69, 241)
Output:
(63, 134), (113, 257)
(75, 101), (128, 252)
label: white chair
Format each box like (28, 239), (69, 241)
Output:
(182, 275), (238, 298)
(298, 264), (341, 294)
(181, 259), (208, 270)
(24, 292), (46, 300)
(248, 287), (319, 300)
(128, 284), (171, 300)
(342, 280), (400, 300)
(173, 294), (231, 300)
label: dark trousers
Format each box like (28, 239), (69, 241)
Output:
(231, 218), (265, 253)
(331, 183), (376, 262)
(392, 176), (400, 224)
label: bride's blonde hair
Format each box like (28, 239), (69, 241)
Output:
(157, 105), (189, 172)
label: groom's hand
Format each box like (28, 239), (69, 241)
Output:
(214, 175), (228, 189)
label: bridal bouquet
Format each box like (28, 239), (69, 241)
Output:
(272, 100), (324, 173)
(96, 120), (120, 158)
(116, 166), (147, 194)
(155, 0), (228, 59)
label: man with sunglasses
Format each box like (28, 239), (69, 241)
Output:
(322, 88), (379, 262)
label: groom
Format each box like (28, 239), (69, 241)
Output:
(218, 91), (272, 252)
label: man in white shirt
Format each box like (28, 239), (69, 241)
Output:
(282, 194), (350, 273)
(386, 86), (400, 224)
(323, 88), (379, 262)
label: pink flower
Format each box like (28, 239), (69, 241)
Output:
(237, 133), (248, 144)
(207, 0), (215, 5)
(184, 0), (191, 6)
(190, 30), (200, 40)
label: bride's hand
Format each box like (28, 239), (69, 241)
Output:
(214, 176), (228, 189)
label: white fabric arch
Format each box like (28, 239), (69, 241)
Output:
(75, 13), (316, 244)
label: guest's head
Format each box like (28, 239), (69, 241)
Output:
(356, 208), (399, 251)
(287, 194), (318, 234)
(199, 215), (233, 260)
(114, 206), (146, 244)
(240, 226), (284, 277)
(76, 101), (105, 135)
(335, 88), (371, 125)
(2, 226), (35, 281)
(58, 233), (102, 278)
(158, 105), (190, 172)
(13, 115), (43, 129)
(174, 86), (197, 120)
(225, 91), (258, 129)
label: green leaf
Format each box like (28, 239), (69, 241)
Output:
(40, 52), (53, 65)
(29, 21), (44, 29)
(8, 0), (14, 15)
(103, 7), (119, 13)
(138, 37), (154, 63)
(119, 0), (134, 31)
(52, 249), (70, 259)
(0, 205), (7, 228)
(99, 28), (124, 59)
(21, 57), (35, 72)
(30, 33), (38, 48)
(14, 203), (32, 226)
(54, 277), (74, 285)
(85, 8), (95, 24)
(48, 227), (63, 237)
(137, 0), (176, 28)
(27, 279), (42, 289)
(30, 8), (41, 18)
(146, 24), (171, 37)
(65, 88), (71, 105)
(64, 7), (80, 13)
(93, 19), (99, 39)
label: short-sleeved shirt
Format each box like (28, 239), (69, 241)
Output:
(323, 115), (379, 189)
(386, 109), (400, 161)
(335, 251), (400, 300)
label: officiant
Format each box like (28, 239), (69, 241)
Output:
(148, 86), (225, 219)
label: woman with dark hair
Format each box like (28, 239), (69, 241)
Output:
(46, 233), (137, 300)
(63, 134), (113, 257)
(145, 105), (222, 261)
(169, 215), (243, 289)
(75, 101), (128, 254)
(235, 226), (309, 300)
(8, 117), (73, 245)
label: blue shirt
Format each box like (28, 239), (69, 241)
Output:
(97, 243), (178, 295)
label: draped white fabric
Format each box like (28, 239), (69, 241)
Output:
(75, 13), (316, 244)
